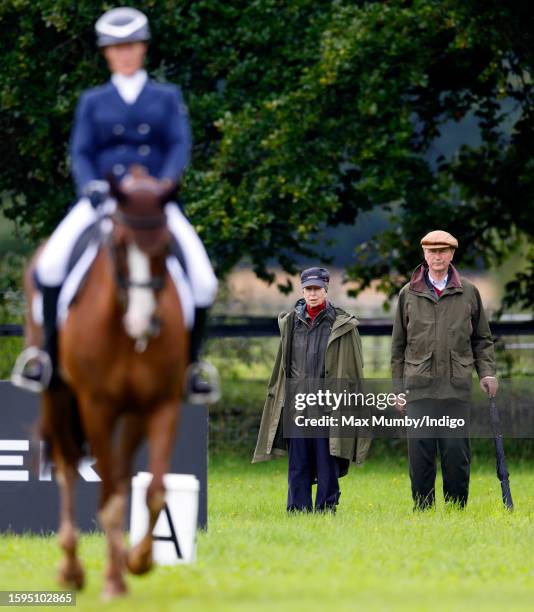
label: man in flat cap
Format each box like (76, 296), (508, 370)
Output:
(253, 267), (370, 512)
(12, 7), (218, 399)
(391, 230), (498, 510)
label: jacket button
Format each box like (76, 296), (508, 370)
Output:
(138, 145), (151, 156)
(112, 124), (125, 135)
(112, 163), (125, 175)
(137, 123), (150, 134)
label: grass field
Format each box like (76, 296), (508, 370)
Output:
(0, 453), (533, 611)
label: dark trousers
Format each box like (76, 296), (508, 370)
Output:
(287, 438), (340, 512)
(408, 399), (471, 510)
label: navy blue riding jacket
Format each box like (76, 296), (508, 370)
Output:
(70, 79), (192, 195)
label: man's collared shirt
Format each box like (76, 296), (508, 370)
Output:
(428, 271), (448, 292)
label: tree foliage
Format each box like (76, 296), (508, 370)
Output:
(1, 0), (533, 305)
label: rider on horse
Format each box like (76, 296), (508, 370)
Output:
(13, 7), (218, 398)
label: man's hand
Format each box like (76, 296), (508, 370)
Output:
(480, 376), (499, 397)
(395, 394), (407, 415)
(83, 180), (110, 208)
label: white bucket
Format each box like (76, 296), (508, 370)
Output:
(129, 471), (199, 564)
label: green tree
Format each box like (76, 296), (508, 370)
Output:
(1, 1), (533, 305)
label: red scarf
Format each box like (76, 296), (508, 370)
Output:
(306, 301), (327, 320)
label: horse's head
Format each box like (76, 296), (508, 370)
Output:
(109, 165), (176, 255)
(108, 166), (177, 348)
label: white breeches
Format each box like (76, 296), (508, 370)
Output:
(35, 198), (218, 308)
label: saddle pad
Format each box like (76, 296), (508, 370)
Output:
(32, 243), (195, 330)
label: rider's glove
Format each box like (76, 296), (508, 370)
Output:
(83, 180), (110, 209)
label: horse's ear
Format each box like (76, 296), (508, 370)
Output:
(106, 172), (125, 203)
(158, 179), (179, 208)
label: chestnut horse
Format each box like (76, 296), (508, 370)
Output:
(23, 174), (189, 598)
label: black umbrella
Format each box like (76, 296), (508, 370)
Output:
(489, 395), (514, 511)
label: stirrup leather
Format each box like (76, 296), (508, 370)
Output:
(11, 346), (53, 393)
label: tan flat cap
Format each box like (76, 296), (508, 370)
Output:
(420, 230), (458, 249)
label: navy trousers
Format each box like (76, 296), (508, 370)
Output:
(287, 438), (340, 512)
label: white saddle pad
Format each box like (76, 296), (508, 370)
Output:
(32, 244), (195, 330)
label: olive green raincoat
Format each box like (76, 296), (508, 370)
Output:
(252, 304), (371, 472)
(391, 263), (496, 403)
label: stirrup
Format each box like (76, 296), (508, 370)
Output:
(185, 361), (221, 405)
(11, 346), (53, 393)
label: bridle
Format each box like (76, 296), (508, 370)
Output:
(109, 204), (169, 299)
(100, 169), (177, 351)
